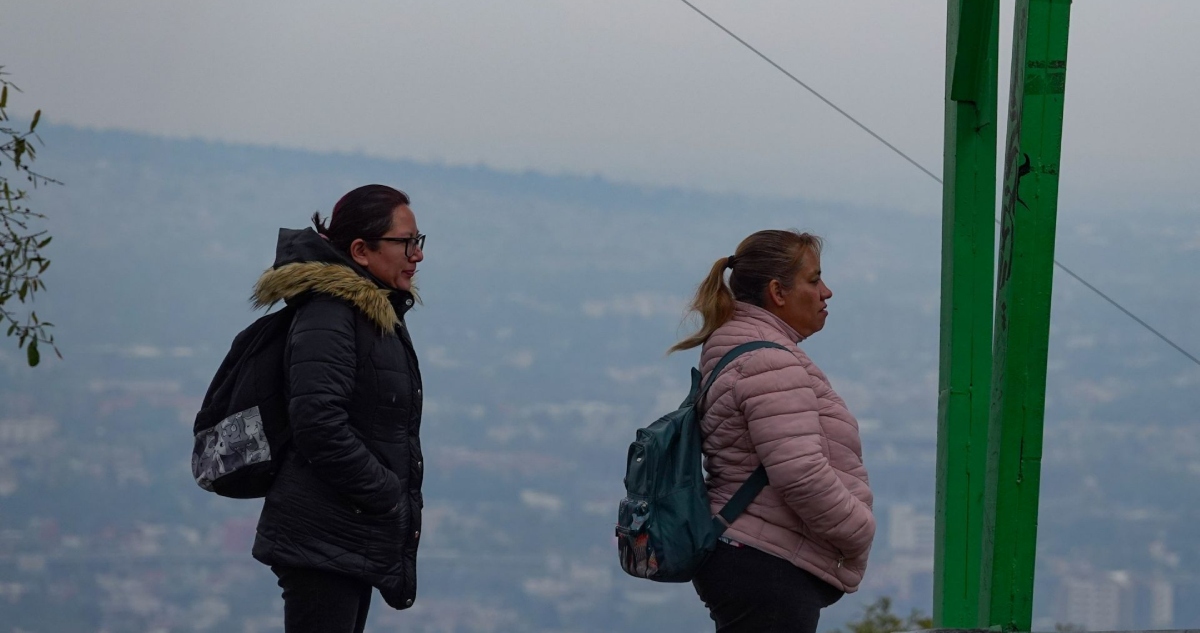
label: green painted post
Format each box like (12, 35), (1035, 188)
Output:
(979, 0), (1072, 630)
(934, 0), (998, 627)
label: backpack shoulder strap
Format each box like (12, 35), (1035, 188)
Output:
(696, 340), (789, 536)
(698, 341), (789, 408)
(713, 465), (768, 535)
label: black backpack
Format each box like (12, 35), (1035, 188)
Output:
(191, 306), (295, 498)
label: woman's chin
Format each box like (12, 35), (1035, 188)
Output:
(394, 280), (412, 292)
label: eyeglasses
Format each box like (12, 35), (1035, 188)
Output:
(366, 233), (426, 258)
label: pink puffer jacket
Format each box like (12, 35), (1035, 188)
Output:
(699, 302), (874, 592)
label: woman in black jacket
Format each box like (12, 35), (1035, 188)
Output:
(251, 185), (426, 633)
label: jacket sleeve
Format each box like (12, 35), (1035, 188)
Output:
(286, 297), (402, 514)
(734, 348), (875, 557)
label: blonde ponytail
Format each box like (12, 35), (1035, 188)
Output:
(669, 256), (736, 353)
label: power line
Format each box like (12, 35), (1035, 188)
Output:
(1055, 262), (1200, 367)
(677, 0), (1200, 369)
(678, 0), (942, 185)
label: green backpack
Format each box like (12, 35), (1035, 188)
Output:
(616, 341), (786, 582)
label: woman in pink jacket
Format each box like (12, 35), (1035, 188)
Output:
(672, 229), (875, 633)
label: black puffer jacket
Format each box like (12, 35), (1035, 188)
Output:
(251, 228), (424, 610)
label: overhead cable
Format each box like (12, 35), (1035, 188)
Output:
(678, 0), (942, 184)
(677, 0), (1200, 369)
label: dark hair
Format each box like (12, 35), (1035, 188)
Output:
(670, 229), (823, 353)
(311, 184), (411, 253)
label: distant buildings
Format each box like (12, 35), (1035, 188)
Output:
(0, 417), (57, 445)
(864, 503), (935, 604)
(1055, 567), (1174, 630)
(889, 503), (935, 554)
(868, 503), (1178, 632)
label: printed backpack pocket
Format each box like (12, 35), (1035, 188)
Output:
(615, 497), (659, 578)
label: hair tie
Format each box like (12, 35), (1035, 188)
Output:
(319, 232), (331, 242)
(726, 255), (737, 269)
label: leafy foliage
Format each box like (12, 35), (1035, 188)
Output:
(828, 597), (934, 633)
(0, 66), (59, 366)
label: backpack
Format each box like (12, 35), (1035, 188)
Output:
(616, 341), (786, 582)
(191, 306), (295, 498)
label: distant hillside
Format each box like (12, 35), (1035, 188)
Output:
(1, 124), (1197, 632)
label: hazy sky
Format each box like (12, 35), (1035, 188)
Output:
(3, 1), (1197, 214)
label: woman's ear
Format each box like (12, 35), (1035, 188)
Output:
(349, 238), (371, 267)
(767, 279), (786, 307)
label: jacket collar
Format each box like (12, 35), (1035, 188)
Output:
(733, 301), (805, 344)
(252, 261), (414, 332)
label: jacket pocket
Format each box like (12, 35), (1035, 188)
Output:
(350, 499), (401, 519)
(373, 400), (410, 443)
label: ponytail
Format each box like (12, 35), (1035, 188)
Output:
(669, 256), (737, 353)
(670, 229), (822, 354)
(311, 211), (330, 238)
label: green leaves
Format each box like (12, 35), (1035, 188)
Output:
(826, 597), (933, 633)
(0, 70), (59, 366)
(12, 137), (25, 168)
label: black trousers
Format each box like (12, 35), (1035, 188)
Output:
(272, 565), (373, 633)
(693, 541), (845, 633)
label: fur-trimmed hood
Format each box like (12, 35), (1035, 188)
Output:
(251, 228), (414, 332)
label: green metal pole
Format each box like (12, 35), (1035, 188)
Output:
(934, 0), (998, 627)
(979, 1), (1072, 630)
